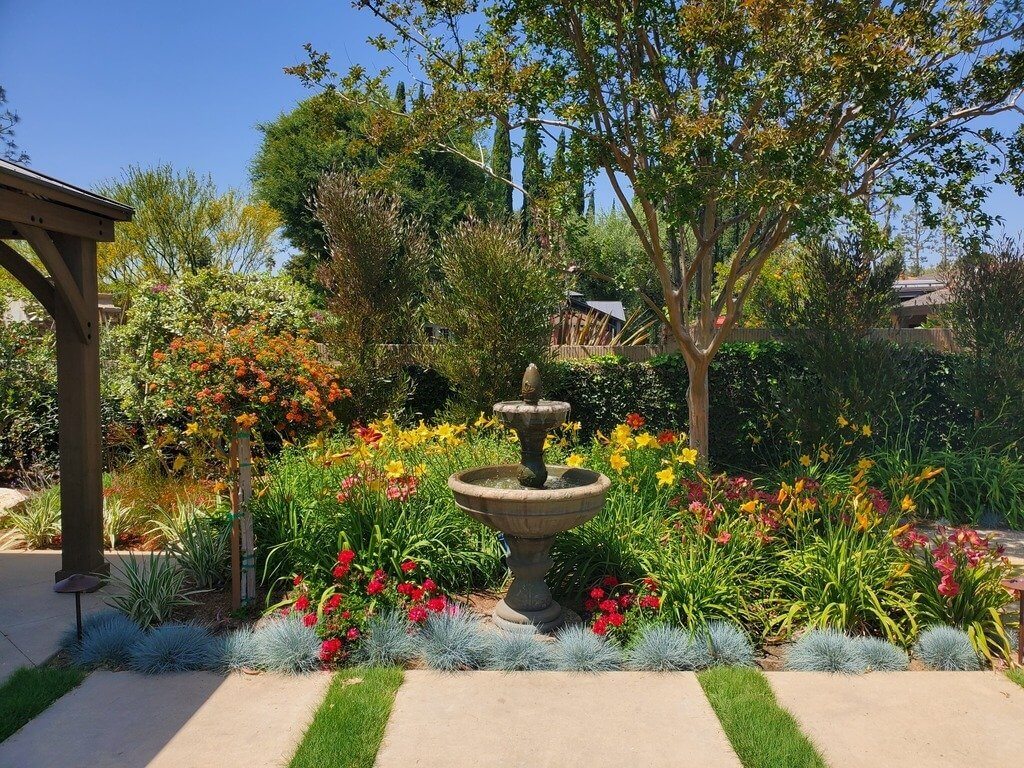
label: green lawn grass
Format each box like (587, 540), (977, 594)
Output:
(699, 667), (826, 768)
(0, 666), (86, 743)
(289, 667), (404, 768)
(1008, 668), (1024, 689)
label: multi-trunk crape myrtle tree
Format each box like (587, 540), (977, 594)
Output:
(294, 0), (1024, 459)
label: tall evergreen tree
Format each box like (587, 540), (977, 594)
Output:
(569, 133), (586, 216)
(395, 81), (407, 113)
(490, 114), (513, 215)
(585, 190), (596, 221)
(521, 115), (544, 235)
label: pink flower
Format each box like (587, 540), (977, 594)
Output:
(714, 531), (732, 545)
(422, 578), (437, 593)
(938, 574), (961, 598)
(346, 627), (360, 641)
(934, 556), (957, 576)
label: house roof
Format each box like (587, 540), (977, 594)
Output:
(0, 160), (132, 222)
(894, 278), (945, 301)
(567, 292), (627, 323)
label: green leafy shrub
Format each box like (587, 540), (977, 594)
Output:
(3, 486), (61, 549)
(914, 625), (982, 671)
(0, 321), (59, 481)
(151, 504), (231, 589)
(106, 552), (194, 628)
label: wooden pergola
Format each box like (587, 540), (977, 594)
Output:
(0, 160), (133, 581)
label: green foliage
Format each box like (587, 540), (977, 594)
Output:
(315, 173), (427, 418)
(106, 552), (195, 628)
(425, 218), (561, 418)
(128, 622), (221, 674)
(699, 667), (828, 768)
(151, 504), (231, 589)
(914, 625), (982, 671)
(288, 668), (403, 768)
(96, 164), (279, 292)
(489, 115), (513, 215)
(0, 321), (59, 480)
(943, 238), (1024, 447)
(2, 486), (60, 549)
(102, 497), (139, 551)
(0, 667), (85, 744)
(784, 629), (865, 673)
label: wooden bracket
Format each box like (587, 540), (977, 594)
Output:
(16, 224), (93, 343)
(0, 240), (57, 317)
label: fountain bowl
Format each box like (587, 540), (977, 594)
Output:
(448, 464), (609, 539)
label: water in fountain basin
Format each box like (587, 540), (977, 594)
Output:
(470, 474), (592, 491)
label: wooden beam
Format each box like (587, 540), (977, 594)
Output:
(0, 188), (115, 242)
(16, 223), (93, 343)
(0, 241), (56, 316)
(49, 233), (107, 581)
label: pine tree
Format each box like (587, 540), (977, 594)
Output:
(490, 114), (513, 214)
(395, 81), (407, 113)
(569, 132), (586, 216)
(585, 190), (596, 221)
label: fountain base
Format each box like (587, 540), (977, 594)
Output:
(492, 535), (567, 634)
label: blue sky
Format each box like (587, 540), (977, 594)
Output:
(2, 0), (1021, 254)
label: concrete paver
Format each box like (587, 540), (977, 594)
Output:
(0, 670), (332, 768)
(769, 671), (1024, 768)
(375, 670), (741, 768)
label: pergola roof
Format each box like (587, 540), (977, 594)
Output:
(0, 159), (132, 222)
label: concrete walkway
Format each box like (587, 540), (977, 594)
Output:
(770, 671), (1024, 768)
(0, 551), (138, 684)
(375, 671), (741, 768)
(0, 670), (332, 768)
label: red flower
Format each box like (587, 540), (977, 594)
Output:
(341, 610), (351, 620)
(292, 574), (304, 586)
(410, 587), (425, 602)
(601, 575), (619, 587)
(367, 579), (385, 596)
(639, 595), (661, 610)
(592, 619), (608, 635)
(606, 612), (624, 627)
(934, 556), (957, 576)
(408, 605), (428, 623)
(584, 598), (598, 611)
(332, 563), (349, 580)
(401, 560), (417, 574)
(346, 627), (360, 641)
(337, 548), (356, 565)
(427, 596), (446, 613)
(303, 612), (317, 627)
(319, 637), (342, 661)
(642, 577), (659, 591)
(938, 574), (961, 598)
(618, 594), (634, 609)
(422, 578), (437, 593)
(324, 594), (342, 613)
(598, 599), (618, 613)
(294, 595), (310, 611)
(625, 413), (645, 430)
(589, 587), (605, 600)
(657, 430), (677, 446)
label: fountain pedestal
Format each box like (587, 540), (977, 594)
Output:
(493, 535), (563, 632)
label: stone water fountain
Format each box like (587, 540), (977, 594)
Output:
(448, 364), (610, 633)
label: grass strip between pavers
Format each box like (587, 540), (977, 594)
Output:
(289, 667), (404, 768)
(1009, 668), (1024, 689)
(698, 667), (827, 768)
(0, 666), (87, 743)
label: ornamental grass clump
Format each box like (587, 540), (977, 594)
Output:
(355, 610), (419, 667)
(253, 614), (321, 674)
(128, 622), (221, 674)
(626, 624), (711, 671)
(64, 610), (145, 668)
(552, 624), (622, 672)
(221, 627), (259, 671)
(914, 626), (982, 671)
(784, 629), (865, 674)
(852, 636), (909, 672)
(704, 621), (755, 667)
(417, 608), (490, 671)
(486, 630), (556, 671)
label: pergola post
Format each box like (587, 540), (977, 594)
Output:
(51, 233), (106, 580)
(0, 160), (133, 582)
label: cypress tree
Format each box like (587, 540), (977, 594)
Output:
(491, 114), (513, 214)
(585, 190), (596, 221)
(395, 81), (407, 113)
(521, 114), (544, 235)
(569, 133), (586, 216)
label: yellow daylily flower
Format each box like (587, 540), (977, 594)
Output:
(609, 452), (630, 473)
(384, 460), (406, 478)
(861, 424), (872, 437)
(184, 422), (200, 436)
(901, 495), (917, 513)
(655, 467), (676, 487)
(566, 454), (585, 468)
(857, 457), (875, 471)
(676, 448), (698, 466)
(634, 432), (658, 449)
(739, 499), (759, 514)
(610, 424), (633, 447)
(819, 449), (830, 463)
(837, 415), (849, 427)
(799, 454), (811, 468)
(892, 562), (910, 578)
(412, 463), (427, 477)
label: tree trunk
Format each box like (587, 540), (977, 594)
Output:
(685, 353), (711, 461)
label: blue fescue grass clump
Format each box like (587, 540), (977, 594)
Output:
(128, 623), (221, 674)
(785, 630), (865, 673)
(63, 610), (145, 668)
(852, 636), (910, 672)
(253, 614), (321, 674)
(914, 626), (982, 671)
(221, 627), (260, 671)
(552, 624), (622, 671)
(486, 629), (556, 671)
(417, 608), (490, 671)
(355, 610), (419, 667)
(704, 621), (755, 667)
(626, 624), (711, 671)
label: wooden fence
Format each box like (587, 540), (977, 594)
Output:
(552, 327), (957, 361)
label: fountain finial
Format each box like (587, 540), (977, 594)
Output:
(521, 363), (542, 405)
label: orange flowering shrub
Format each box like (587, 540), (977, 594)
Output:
(146, 322), (349, 454)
